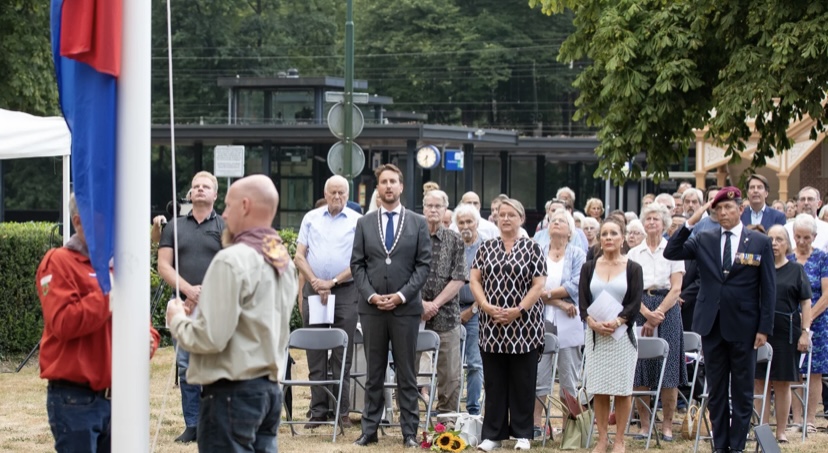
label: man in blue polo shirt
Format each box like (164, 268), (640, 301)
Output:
(294, 175), (362, 428)
(158, 171), (225, 443)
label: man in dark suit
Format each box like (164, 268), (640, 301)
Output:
(351, 164), (432, 448)
(740, 174), (786, 230)
(665, 186), (775, 453)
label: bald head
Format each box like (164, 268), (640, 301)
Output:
(461, 191), (482, 212)
(223, 175), (280, 235)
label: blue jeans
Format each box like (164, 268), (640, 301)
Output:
(47, 382), (111, 453)
(463, 312), (483, 415)
(198, 377), (281, 453)
(176, 342), (201, 427)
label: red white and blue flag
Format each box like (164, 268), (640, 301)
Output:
(50, 0), (122, 293)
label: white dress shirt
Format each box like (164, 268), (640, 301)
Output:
(627, 238), (685, 289)
(721, 222), (743, 267)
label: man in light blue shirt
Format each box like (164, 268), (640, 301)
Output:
(294, 175), (362, 428)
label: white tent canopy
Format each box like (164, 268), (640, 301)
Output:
(0, 108), (72, 242)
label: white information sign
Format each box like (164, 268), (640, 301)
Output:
(213, 145), (245, 178)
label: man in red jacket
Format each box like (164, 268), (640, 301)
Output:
(36, 194), (160, 453)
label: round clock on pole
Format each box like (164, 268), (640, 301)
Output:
(416, 145), (441, 169)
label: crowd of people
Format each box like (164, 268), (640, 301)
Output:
(33, 165), (828, 452)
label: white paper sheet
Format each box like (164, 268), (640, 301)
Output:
(554, 305), (585, 348)
(308, 294), (335, 325)
(419, 319), (426, 331)
(587, 290), (627, 341)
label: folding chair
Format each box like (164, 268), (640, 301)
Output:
(790, 341), (812, 442)
(455, 324), (467, 414)
(682, 331), (703, 407)
(281, 327), (349, 442)
(627, 337), (669, 450)
(536, 332), (560, 447)
(752, 424), (782, 453)
(753, 343), (773, 427)
(692, 378), (714, 453)
(382, 330), (441, 431)
(349, 328), (367, 415)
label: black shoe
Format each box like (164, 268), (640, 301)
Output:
(174, 426), (197, 443)
(403, 435), (419, 448)
(338, 416), (353, 428)
(353, 433), (379, 446)
(303, 415), (328, 429)
(714, 449), (729, 453)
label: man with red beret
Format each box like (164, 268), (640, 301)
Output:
(665, 186), (775, 453)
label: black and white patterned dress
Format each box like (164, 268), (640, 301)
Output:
(473, 237), (547, 354)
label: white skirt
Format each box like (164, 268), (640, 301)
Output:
(584, 325), (637, 396)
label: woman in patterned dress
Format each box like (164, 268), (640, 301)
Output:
(470, 198), (547, 452)
(626, 203), (686, 441)
(789, 214), (828, 433)
(579, 218), (643, 453)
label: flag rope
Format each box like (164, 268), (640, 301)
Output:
(151, 0), (181, 449)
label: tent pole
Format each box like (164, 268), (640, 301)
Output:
(63, 156), (70, 243)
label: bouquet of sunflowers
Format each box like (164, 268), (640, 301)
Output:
(421, 422), (468, 451)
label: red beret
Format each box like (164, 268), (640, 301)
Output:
(711, 186), (742, 208)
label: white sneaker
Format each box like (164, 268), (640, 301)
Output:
(478, 439), (502, 451)
(514, 438), (531, 450)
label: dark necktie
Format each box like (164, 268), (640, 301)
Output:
(722, 231), (732, 273)
(385, 212), (396, 251)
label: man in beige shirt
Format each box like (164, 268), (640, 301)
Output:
(167, 175), (297, 452)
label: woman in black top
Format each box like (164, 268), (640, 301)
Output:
(755, 225), (812, 442)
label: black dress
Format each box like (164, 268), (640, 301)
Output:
(757, 261), (812, 382)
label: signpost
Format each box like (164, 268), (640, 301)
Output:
(214, 145), (245, 189)
(444, 149), (464, 171)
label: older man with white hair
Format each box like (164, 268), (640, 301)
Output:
(452, 191), (500, 240)
(453, 203), (485, 415)
(785, 186), (828, 252)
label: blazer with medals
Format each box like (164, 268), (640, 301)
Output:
(664, 224), (775, 343)
(351, 208), (432, 317)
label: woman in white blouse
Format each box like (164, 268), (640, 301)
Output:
(532, 208), (586, 436)
(627, 203), (686, 441)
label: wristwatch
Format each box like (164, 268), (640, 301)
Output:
(471, 305), (479, 314)
(804, 327), (811, 333)
(615, 318), (623, 327)
(332, 277), (339, 286)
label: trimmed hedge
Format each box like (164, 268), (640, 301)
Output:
(0, 223), (302, 357)
(0, 222), (55, 358)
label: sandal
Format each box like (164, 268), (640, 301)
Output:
(805, 423), (817, 433)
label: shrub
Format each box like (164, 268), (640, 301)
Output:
(0, 222), (56, 358)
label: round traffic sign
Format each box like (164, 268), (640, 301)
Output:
(327, 141), (365, 177)
(327, 102), (365, 139)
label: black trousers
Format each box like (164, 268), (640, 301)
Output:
(702, 316), (757, 452)
(360, 312), (421, 437)
(480, 348), (540, 440)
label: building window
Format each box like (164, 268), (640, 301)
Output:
(510, 158), (537, 209)
(474, 156), (501, 207)
(273, 90), (314, 124)
(237, 90), (264, 124)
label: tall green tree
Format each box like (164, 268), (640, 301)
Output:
(356, 0), (580, 134)
(0, 2), (58, 115)
(151, 0), (341, 124)
(531, 0), (828, 182)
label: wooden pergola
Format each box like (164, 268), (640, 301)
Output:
(693, 108), (826, 200)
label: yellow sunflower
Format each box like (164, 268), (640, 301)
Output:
(436, 432), (453, 449)
(449, 435), (467, 451)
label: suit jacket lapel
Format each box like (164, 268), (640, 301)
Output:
(715, 227), (726, 280)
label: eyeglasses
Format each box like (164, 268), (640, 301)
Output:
(424, 203), (445, 210)
(799, 197), (818, 202)
(549, 218), (567, 224)
(628, 231), (644, 236)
